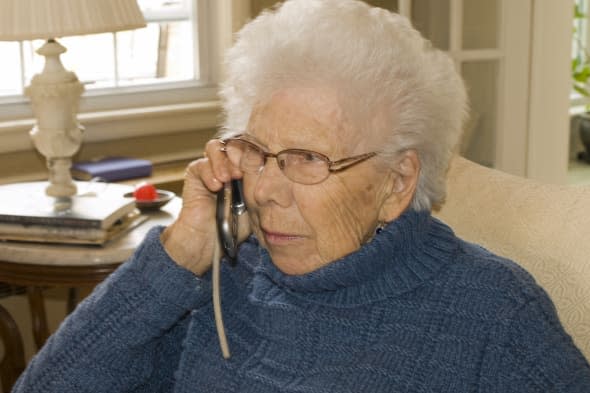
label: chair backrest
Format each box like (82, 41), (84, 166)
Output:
(434, 156), (590, 360)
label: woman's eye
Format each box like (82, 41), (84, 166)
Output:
(283, 151), (325, 167)
(301, 152), (320, 162)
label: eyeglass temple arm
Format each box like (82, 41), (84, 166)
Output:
(329, 152), (377, 171)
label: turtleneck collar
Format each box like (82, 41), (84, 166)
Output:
(245, 210), (458, 306)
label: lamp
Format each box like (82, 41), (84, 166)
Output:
(0, 0), (146, 198)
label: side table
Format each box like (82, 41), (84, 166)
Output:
(0, 183), (180, 389)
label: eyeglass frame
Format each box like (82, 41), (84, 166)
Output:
(219, 134), (379, 185)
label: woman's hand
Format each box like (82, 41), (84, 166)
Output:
(160, 139), (248, 276)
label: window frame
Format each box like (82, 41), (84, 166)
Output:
(0, 0), (244, 156)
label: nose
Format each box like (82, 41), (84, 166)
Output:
(251, 157), (293, 208)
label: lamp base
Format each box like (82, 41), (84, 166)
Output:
(25, 39), (85, 198)
(45, 158), (78, 198)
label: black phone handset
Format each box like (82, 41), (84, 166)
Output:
(212, 179), (246, 359)
(216, 179), (246, 263)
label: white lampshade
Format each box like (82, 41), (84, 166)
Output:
(0, 0), (146, 41)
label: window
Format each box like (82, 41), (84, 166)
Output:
(573, 0), (590, 107)
(0, 0), (196, 97)
(0, 0), (239, 156)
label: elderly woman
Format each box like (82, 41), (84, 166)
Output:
(14, 0), (590, 392)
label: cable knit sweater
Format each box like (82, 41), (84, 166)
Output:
(13, 211), (590, 392)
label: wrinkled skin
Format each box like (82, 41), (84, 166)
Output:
(161, 87), (419, 275)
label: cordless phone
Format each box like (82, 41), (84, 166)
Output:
(213, 179), (245, 359)
(215, 179), (246, 264)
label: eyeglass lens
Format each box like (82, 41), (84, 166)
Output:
(224, 139), (330, 184)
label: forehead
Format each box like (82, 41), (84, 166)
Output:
(247, 87), (357, 154)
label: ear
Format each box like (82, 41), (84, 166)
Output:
(378, 149), (421, 222)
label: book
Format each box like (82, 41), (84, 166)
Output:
(0, 210), (147, 245)
(71, 156), (152, 182)
(0, 182), (136, 229)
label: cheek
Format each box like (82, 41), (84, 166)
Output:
(296, 181), (379, 246)
(241, 176), (260, 224)
(243, 173), (383, 264)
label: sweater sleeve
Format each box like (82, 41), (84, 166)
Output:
(479, 286), (590, 392)
(13, 226), (212, 393)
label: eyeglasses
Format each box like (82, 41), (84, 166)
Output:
(221, 135), (378, 185)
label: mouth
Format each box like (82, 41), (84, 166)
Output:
(261, 227), (305, 245)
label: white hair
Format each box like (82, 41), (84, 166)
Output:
(219, 0), (468, 211)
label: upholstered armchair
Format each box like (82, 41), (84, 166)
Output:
(434, 156), (590, 360)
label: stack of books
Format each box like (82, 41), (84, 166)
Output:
(0, 182), (146, 245)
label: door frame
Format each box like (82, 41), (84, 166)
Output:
(525, 1), (572, 183)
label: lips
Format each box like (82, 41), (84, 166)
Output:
(261, 227), (305, 245)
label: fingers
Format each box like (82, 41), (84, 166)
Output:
(186, 158), (224, 193)
(204, 139), (229, 183)
(185, 138), (244, 194)
(206, 139), (243, 180)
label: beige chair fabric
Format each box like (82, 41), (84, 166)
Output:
(434, 156), (590, 360)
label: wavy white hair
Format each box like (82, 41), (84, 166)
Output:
(219, 0), (468, 211)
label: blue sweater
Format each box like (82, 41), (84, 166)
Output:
(13, 211), (590, 392)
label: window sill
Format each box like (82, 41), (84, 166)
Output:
(0, 98), (220, 185)
(0, 100), (221, 155)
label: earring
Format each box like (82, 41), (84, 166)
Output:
(375, 221), (386, 235)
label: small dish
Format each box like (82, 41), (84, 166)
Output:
(124, 189), (175, 212)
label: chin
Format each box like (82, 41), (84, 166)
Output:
(269, 250), (326, 275)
